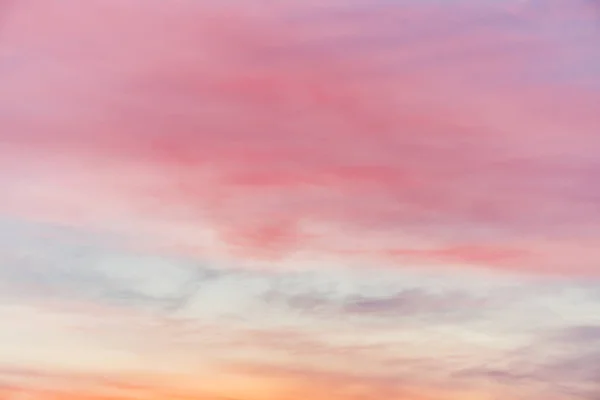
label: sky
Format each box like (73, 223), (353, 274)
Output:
(0, 0), (599, 399)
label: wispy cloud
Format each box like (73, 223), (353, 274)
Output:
(263, 286), (491, 325)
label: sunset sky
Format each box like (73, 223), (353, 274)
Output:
(0, 0), (599, 399)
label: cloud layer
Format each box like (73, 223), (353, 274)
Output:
(1, 218), (599, 400)
(1, 0), (600, 274)
(1, 1), (599, 400)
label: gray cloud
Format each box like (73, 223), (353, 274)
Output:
(454, 323), (600, 400)
(340, 289), (487, 317)
(263, 285), (491, 324)
(551, 325), (600, 344)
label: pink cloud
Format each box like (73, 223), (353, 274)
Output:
(1, 0), (599, 274)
